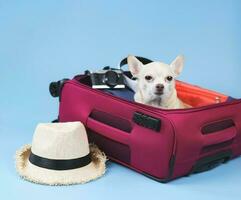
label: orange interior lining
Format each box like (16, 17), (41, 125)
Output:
(175, 80), (228, 107)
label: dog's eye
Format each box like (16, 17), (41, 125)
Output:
(166, 76), (173, 81)
(145, 75), (153, 81)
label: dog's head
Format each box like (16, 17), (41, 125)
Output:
(127, 55), (184, 103)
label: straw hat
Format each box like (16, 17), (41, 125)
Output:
(15, 122), (107, 185)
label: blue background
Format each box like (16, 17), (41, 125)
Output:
(0, 0), (241, 199)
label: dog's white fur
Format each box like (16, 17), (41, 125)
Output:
(127, 55), (190, 109)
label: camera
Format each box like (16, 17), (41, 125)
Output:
(88, 66), (125, 89)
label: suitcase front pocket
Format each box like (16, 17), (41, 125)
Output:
(87, 129), (131, 164)
(86, 110), (132, 164)
(201, 119), (237, 153)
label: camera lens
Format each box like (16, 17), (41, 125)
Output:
(104, 70), (119, 87)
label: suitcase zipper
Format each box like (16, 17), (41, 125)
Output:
(66, 79), (241, 115)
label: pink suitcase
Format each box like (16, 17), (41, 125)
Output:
(49, 58), (241, 182)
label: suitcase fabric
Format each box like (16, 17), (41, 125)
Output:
(50, 73), (241, 182)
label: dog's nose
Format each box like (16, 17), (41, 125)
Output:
(156, 84), (164, 91)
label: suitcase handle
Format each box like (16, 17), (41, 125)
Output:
(202, 119), (237, 146)
(202, 126), (237, 146)
(86, 117), (130, 145)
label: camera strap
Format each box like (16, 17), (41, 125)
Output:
(119, 56), (153, 91)
(119, 56), (153, 68)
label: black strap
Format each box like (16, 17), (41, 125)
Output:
(29, 151), (92, 170)
(52, 118), (59, 123)
(119, 56), (153, 68)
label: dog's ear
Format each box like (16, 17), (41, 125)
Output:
(170, 55), (184, 77)
(127, 55), (143, 77)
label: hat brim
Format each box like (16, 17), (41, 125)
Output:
(15, 144), (107, 185)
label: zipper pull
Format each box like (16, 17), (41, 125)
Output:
(215, 96), (221, 103)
